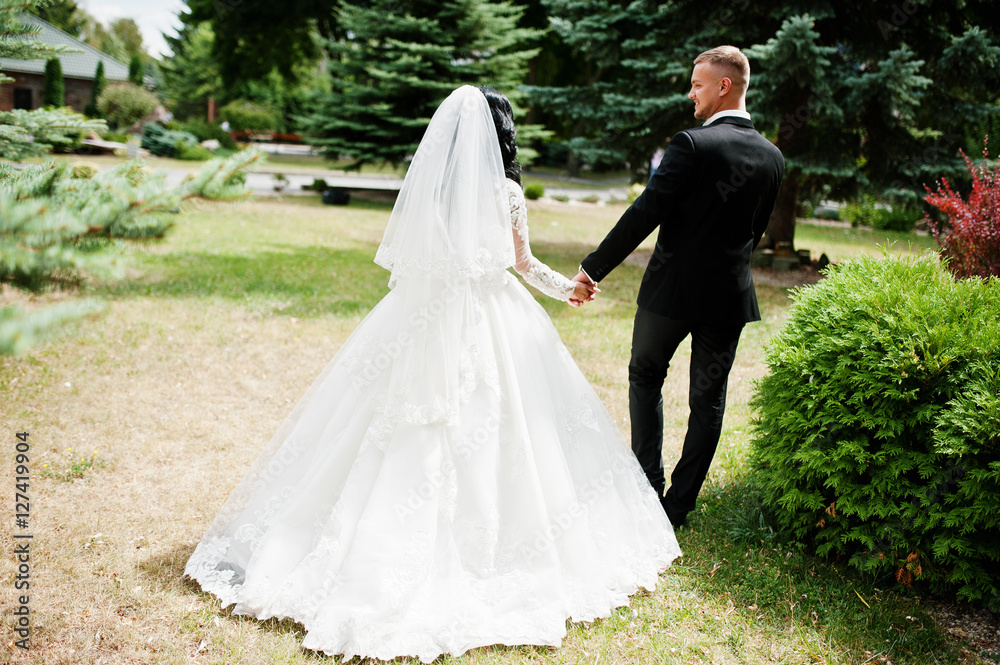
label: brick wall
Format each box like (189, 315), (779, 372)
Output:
(1, 71), (96, 112)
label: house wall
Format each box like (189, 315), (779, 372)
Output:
(0, 71), (96, 113)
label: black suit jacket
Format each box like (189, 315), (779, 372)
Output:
(582, 116), (784, 325)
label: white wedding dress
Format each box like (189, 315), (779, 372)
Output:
(185, 87), (680, 663)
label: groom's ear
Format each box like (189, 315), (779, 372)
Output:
(719, 76), (733, 96)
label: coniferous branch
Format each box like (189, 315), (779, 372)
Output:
(0, 299), (106, 355)
(0, 148), (263, 353)
(0, 0), (76, 83)
(0, 148), (263, 290)
(0, 107), (107, 159)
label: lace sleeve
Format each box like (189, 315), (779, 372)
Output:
(507, 180), (576, 302)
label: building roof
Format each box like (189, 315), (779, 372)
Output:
(0, 14), (130, 81)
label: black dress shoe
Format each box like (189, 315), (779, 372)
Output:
(659, 496), (687, 528)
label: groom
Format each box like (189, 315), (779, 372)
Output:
(574, 46), (784, 527)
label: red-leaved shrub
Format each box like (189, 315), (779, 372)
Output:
(924, 140), (1000, 279)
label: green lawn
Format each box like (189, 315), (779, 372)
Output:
(1, 195), (987, 664)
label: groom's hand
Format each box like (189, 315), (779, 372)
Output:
(569, 281), (596, 307)
(571, 270), (598, 303)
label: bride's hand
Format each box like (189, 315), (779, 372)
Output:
(571, 281), (598, 305)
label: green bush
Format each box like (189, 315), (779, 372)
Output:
(173, 119), (237, 150)
(750, 253), (1000, 609)
(873, 206), (921, 232)
(218, 99), (279, 132)
(174, 140), (213, 161)
(302, 178), (328, 192)
(812, 206), (841, 221)
(100, 131), (130, 144)
(523, 182), (545, 200)
(845, 195), (920, 232)
(97, 83), (158, 130)
(141, 122), (197, 157)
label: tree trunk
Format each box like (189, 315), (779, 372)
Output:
(567, 149), (580, 178)
(763, 167), (800, 251)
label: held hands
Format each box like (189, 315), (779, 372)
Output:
(568, 270), (599, 307)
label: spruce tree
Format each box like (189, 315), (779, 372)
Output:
(529, 0), (1000, 249)
(301, 0), (540, 168)
(43, 57), (65, 107)
(84, 60), (105, 117)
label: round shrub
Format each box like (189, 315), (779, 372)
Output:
(174, 140), (213, 161)
(750, 253), (1000, 609)
(218, 99), (279, 133)
(523, 182), (545, 200)
(97, 83), (158, 130)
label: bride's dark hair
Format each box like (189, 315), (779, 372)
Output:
(479, 86), (521, 185)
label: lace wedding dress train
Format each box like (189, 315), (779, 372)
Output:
(185, 87), (680, 663)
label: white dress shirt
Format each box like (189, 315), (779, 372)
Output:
(703, 109), (751, 125)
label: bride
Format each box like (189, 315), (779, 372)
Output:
(185, 85), (681, 662)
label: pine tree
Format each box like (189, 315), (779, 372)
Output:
(84, 60), (105, 117)
(43, 57), (65, 107)
(301, 0), (541, 168)
(529, 0), (1000, 249)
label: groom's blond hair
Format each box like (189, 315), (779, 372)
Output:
(694, 46), (750, 97)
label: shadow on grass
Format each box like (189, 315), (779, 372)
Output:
(141, 546), (331, 661)
(101, 245), (390, 319)
(678, 476), (967, 664)
(98, 236), (648, 324)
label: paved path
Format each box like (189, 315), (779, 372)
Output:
(162, 165), (629, 202)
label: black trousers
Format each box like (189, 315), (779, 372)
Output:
(628, 307), (743, 526)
